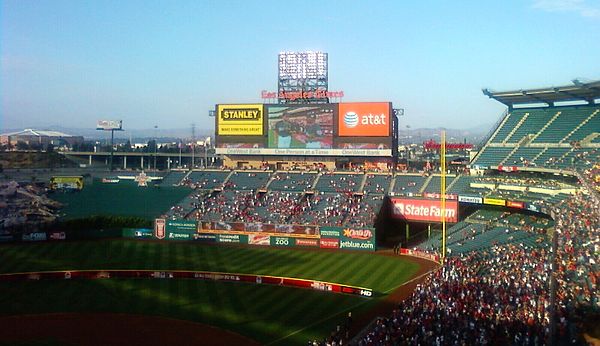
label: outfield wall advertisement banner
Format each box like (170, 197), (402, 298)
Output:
(319, 238), (340, 249)
(338, 103), (390, 137)
(400, 248), (440, 263)
(155, 219), (374, 251)
(154, 219), (166, 239)
(507, 201), (525, 209)
(122, 228), (153, 239)
(166, 220), (198, 232)
(217, 104), (264, 136)
(483, 198), (506, 206)
(0, 270), (373, 298)
(391, 198), (459, 223)
(200, 221), (319, 237)
(458, 195), (483, 204)
(321, 226), (376, 251)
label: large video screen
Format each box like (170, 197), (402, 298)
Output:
(217, 104), (264, 136)
(267, 105), (334, 149)
(338, 102), (390, 137)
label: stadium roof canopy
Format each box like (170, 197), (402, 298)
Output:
(482, 79), (600, 108)
(0, 129), (77, 137)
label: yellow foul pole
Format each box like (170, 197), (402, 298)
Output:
(441, 130), (447, 262)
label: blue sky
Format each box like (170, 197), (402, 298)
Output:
(2, 0), (599, 132)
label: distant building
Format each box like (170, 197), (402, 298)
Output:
(0, 129), (84, 149)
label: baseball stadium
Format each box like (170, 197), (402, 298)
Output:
(1, 50), (599, 346)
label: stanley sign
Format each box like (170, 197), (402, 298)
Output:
(217, 104), (264, 136)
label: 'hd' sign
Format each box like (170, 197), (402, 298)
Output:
(391, 198), (458, 223)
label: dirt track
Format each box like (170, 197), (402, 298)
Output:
(0, 313), (261, 346)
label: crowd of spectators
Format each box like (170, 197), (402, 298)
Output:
(323, 174), (599, 345)
(344, 195), (382, 228)
(316, 173), (362, 193)
(269, 172), (315, 192)
(473, 176), (565, 190)
(288, 192), (353, 226)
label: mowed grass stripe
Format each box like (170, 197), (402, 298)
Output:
(261, 291), (324, 338)
(238, 247), (275, 274)
(0, 241), (420, 292)
(311, 253), (357, 283)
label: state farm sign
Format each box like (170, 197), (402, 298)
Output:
(391, 198), (458, 223)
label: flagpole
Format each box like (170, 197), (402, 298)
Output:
(441, 130), (447, 262)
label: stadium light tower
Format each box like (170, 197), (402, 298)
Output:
(278, 51), (328, 104)
(153, 125), (158, 173)
(96, 120), (123, 171)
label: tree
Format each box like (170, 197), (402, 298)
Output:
(147, 140), (157, 153)
(16, 141), (29, 151)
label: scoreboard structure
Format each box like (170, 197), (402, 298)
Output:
(215, 102), (398, 169)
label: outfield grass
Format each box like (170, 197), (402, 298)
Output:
(0, 240), (419, 344)
(50, 179), (190, 220)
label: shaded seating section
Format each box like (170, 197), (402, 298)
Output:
(561, 148), (600, 169)
(250, 191), (305, 224)
(421, 175), (456, 194)
(344, 195), (385, 227)
(535, 147), (572, 167)
(532, 107), (593, 143)
(225, 171), (271, 191)
(489, 109), (527, 143)
(363, 174), (392, 194)
(164, 190), (209, 219)
(505, 108), (557, 143)
(288, 192), (352, 226)
(392, 175), (427, 195)
(185, 170), (230, 190)
(314, 173), (364, 193)
(472, 147), (514, 167)
(447, 175), (474, 194)
(268, 172), (316, 192)
(472, 105), (600, 169)
(563, 110), (599, 142)
(415, 207), (553, 254)
(160, 171), (186, 186)
(502, 147), (544, 166)
(191, 190), (259, 222)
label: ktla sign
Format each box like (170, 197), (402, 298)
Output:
(338, 103), (390, 137)
(391, 198), (458, 223)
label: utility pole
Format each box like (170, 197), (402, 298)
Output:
(154, 125), (158, 173)
(191, 123), (196, 169)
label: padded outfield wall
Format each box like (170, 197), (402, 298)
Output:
(153, 219), (376, 251)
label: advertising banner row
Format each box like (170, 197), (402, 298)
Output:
(458, 194), (545, 213)
(391, 195), (550, 223)
(0, 270), (373, 298)
(153, 219), (376, 251)
(215, 103), (394, 157)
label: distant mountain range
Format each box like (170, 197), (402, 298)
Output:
(2, 126), (214, 141)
